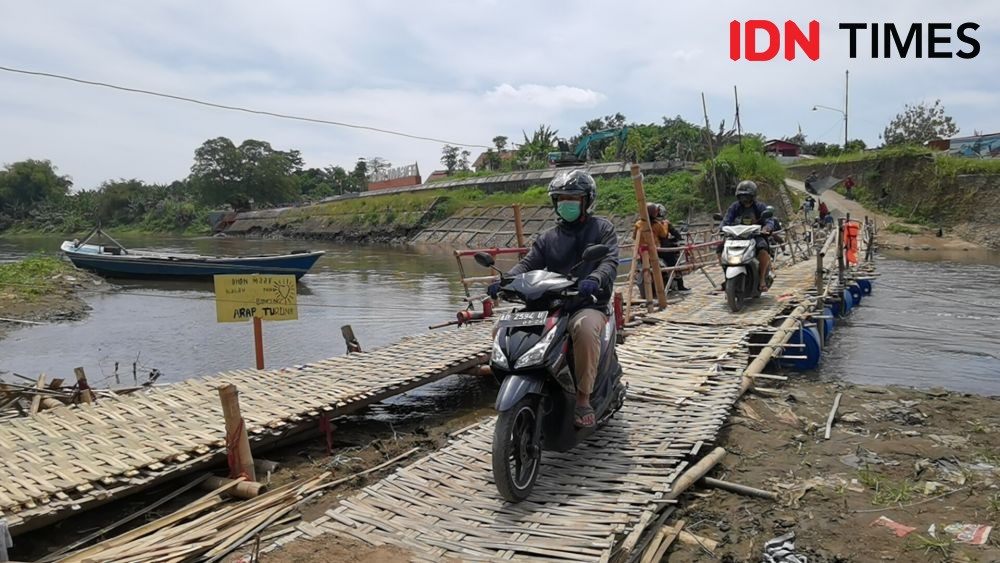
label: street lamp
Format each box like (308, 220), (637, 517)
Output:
(811, 70), (850, 149)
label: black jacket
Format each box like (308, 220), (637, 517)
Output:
(507, 216), (620, 309)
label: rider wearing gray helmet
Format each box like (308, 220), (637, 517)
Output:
(488, 169), (619, 428)
(719, 180), (777, 292)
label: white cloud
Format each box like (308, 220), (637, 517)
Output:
(671, 49), (703, 61)
(484, 84), (605, 109)
(0, 0), (998, 188)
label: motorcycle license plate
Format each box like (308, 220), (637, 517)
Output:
(497, 310), (548, 327)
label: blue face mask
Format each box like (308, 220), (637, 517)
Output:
(557, 201), (582, 222)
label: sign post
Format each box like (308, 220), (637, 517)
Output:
(214, 274), (298, 370)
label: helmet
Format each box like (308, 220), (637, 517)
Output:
(549, 169), (597, 215)
(656, 203), (667, 218)
(765, 205), (775, 214)
(646, 203), (660, 219)
(735, 180), (757, 199)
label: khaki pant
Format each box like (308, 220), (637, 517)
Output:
(492, 308), (607, 395)
(568, 308), (607, 395)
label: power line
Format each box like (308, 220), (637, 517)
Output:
(0, 64), (489, 149)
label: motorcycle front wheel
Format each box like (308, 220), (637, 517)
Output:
(726, 273), (747, 313)
(492, 395), (541, 502)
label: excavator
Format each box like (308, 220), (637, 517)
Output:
(547, 127), (629, 167)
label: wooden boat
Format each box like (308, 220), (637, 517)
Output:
(60, 229), (324, 280)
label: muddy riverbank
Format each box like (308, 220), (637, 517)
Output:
(0, 260), (102, 343)
(671, 380), (1000, 562)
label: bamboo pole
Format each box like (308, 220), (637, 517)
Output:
(824, 392), (843, 439)
(218, 384), (256, 482)
(631, 164), (667, 309)
(639, 244), (655, 313)
(622, 231), (642, 324)
(512, 204), (526, 257)
(701, 477), (777, 500)
(618, 447), (727, 559)
(29, 373), (45, 415)
(454, 250), (470, 297)
(202, 476), (266, 499)
(641, 519), (684, 563)
(73, 367), (94, 404)
(740, 303), (811, 396)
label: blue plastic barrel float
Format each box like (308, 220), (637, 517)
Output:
(840, 288), (855, 315)
(831, 289), (854, 317)
(822, 306), (834, 343)
(857, 279), (873, 295)
(848, 283), (863, 305)
(776, 325), (822, 370)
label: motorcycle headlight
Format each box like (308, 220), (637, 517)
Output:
(727, 255), (743, 265)
(514, 327), (558, 369)
(491, 337), (508, 369)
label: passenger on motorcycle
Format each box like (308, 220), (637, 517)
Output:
(635, 203), (688, 291)
(765, 205), (786, 251)
(718, 180), (777, 292)
(488, 170), (619, 428)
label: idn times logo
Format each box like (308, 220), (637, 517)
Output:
(730, 21), (981, 61)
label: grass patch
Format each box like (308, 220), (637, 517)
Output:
(284, 171), (709, 228)
(886, 223), (923, 235)
(0, 255), (73, 300)
(858, 466), (884, 489)
(906, 533), (954, 559)
(873, 479), (917, 506)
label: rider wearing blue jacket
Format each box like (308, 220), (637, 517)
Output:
(719, 180), (776, 292)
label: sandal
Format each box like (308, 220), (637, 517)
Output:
(574, 404), (596, 428)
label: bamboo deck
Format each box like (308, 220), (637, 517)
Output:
(0, 323), (494, 534)
(293, 256), (830, 561)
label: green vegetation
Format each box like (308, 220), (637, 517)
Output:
(886, 223), (923, 235)
(0, 256), (73, 300)
(706, 139), (786, 192)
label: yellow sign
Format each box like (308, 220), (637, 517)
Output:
(213, 274), (298, 323)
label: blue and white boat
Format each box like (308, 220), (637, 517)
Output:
(60, 230), (324, 280)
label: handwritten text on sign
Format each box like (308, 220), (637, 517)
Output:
(214, 274), (298, 322)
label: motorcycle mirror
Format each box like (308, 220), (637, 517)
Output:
(474, 252), (495, 268)
(712, 213), (723, 221)
(761, 209), (775, 220)
(581, 244), (610, 262)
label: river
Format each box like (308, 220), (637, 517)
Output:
(2, 235), (999, 395)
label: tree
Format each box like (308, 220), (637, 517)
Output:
(459, 149), (471, 172)
(844, 139), (867, 153)
(351, 158), (368, 191)
(882, 99), (959, 146)
(657, 116), (710, 161)
(0, 159), (72, 218)
(96, 179), (147, 224)
(784, 132), (807, 146)
(492, 136), (508, 152)
(367, 157), (391, 179)
(189, 137), (302, 210)
(441, 145), (460, 175)
(517, 125), (559, 163)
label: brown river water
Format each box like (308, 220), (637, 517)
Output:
(2, 235), (999, 400)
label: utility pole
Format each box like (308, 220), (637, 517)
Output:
(701, 93), (723, 213)
(844, 70), (850, 148)
(734, 85), (743, 151)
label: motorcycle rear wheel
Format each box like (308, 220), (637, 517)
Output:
(492, 395), (541, 502)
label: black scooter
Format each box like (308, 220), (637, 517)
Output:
(475, 246), (626, 502)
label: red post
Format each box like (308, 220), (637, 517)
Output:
(253, 316), (264, 369)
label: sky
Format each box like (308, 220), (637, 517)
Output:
(1, 0), (998, 191)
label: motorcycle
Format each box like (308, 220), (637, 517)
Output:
(714, 211), (775, 313)
(474, 245), (626, 502)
